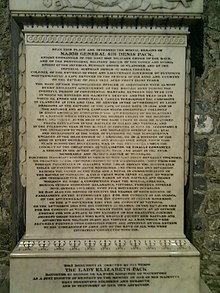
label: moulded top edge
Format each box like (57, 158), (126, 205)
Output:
(10, 251), (200, 259)
(22, 26), (190, 37)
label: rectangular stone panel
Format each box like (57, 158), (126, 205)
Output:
(10, 242), (200, 293)
(25, 32), (186, 239)
(9, 0), (203, 15)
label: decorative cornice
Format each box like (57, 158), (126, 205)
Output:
(16, 238), (190, 252)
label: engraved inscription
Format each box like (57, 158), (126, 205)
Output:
(26, 34), (185, 238)
(32, 263), (180, 289)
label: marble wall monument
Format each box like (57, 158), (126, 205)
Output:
(10, 1), (203, 292)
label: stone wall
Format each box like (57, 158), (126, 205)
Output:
(0, 0), (13, 291)
(0, 0), (219, 292)
(193, 0), (220, 292)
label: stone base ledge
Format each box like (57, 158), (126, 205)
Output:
(10, 245), (200, 293)
(11, 237), (200, 257)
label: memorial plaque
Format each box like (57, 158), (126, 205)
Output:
(11, 249), (200, 293)
(10, 1), (202, 292)
(25, 32), (186, 239)
(11, 238), (200, 293)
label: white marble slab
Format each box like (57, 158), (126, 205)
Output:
(24, 31), (186, 239)
(12, 238), (199, 257)
(10, 238), (200, 293)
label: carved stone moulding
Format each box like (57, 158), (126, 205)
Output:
(14, 238), (195, 254)
(24, 32), (188, 46)
(9, 0), (203, 25)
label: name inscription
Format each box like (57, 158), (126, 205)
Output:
(26, 34), (185, 238)
(33, 262), (180, 288)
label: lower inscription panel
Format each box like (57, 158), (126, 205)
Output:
(11, 247), (200, 293)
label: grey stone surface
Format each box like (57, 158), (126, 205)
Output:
(194, 176), (207, 191)
(194, 159), (205, 174)
(204, 188), (220, 215)
(208, 136), (220, 157)
(194, 139), (209, 156)
(192, 216), (203, 231)
(0, 278), (9, 293)
(201, 280), (213, 293)
(193, 193), (205, 213)
(192, 1), (220, 292)
(0, 1), (13, 292)
(0, 250), (9, 293)
(0, 266), (9, 293)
